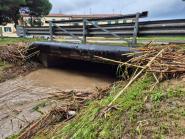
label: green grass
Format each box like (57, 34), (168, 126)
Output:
(0, 37), (46, 45)
(57, 36), (185, 42)
(56, 36), (185, 48)
(138, 36), (185, 41)
(6, 134), (19, 139)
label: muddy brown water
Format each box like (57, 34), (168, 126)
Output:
(0, 62), (116, 139)
(25, 68), (114, 90)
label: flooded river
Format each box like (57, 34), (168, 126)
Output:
(0, 62), (116, 138)
(25, 68), (114, 90)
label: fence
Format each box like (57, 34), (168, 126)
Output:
(16, 12), (185, 47)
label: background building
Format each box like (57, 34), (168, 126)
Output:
(0, 23), (17, 37)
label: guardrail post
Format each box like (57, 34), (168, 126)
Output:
(82, 18), (87, 44)
(49, 21), (54, 41)
(16, 26), (26, 38)
(23, 27), (26, 38)
(132, 12), (140, 47)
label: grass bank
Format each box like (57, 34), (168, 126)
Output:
(138, 36), (185, 41)
(0, 37), (46, 45)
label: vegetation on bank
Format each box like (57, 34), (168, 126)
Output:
(31, 74), (185, 139)
(138, 36), (185, 41)
(0, 37), (46, 45)
(1, 36), (184, 47)
(57, 36), (185, 48)
(57, 36), (185, 42)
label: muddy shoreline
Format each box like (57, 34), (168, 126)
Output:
(0, 63), (115, 138)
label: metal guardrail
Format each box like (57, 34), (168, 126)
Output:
(17, 12), (148, 47)
(45, 11), (148, 24)
(17, 12), (185, 47)
(138, 19), (185, 36)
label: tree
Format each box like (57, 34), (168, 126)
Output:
(0, 0), (52, 26)
(26, 0), (52, 16)
(25, 0), (52, 26)
(0, 0), (25, 25)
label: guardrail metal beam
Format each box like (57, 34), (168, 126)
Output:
(85, 19), (130, 45)
(46, 11), (148, 24)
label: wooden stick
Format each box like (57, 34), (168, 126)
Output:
(94, 55), (145, 69)
(18, 49), (26, 60)
(107, 48), (165, 107)
(121, 51), (143, 56)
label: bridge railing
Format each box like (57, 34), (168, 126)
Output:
(17, 12), (185, 47)
(17, 12), (148, 47)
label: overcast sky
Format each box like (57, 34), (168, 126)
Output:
(49, 0), (185, 20)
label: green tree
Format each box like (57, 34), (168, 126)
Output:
(0, 0), (52, 26)
(26, 0), (52, 16)
(0, 0), (25, 25)
(26, 0), (52, 26)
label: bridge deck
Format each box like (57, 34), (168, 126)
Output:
(29, 42), (138, 65)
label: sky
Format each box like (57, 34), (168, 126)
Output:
(49, 0), (185, 20)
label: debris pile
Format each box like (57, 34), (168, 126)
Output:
(95, 45), (185, 80)
(18, 88), (110, 139)
(19, 108), (73, 139)
(0, 43), (40, 82)
(48, 88), (110, 105)
(131, 45), (185, 78)
(0, 43), (39, 65)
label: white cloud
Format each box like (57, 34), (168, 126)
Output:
(49, 0), (185, 19)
